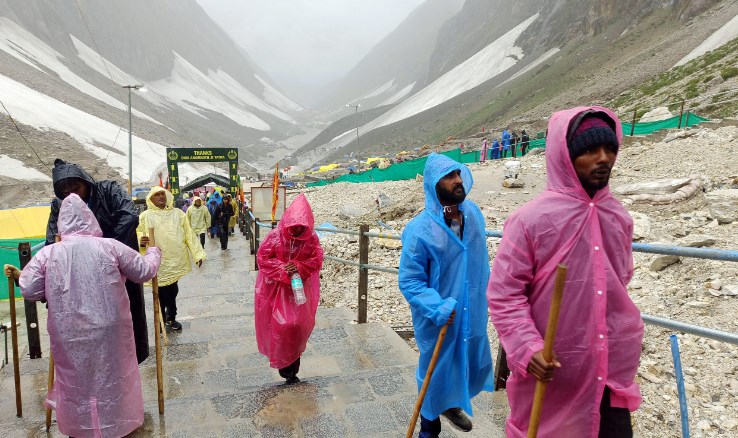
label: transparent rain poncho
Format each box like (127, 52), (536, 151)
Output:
(20, 194), (161, 438)
(137, 186), (205, 287)
(488, 106), (644, 437)
(255, 194), (323, 369)
(399, 153), (494, 420)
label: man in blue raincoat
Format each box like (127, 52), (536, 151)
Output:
(502, 129), (511, 158)
(399, 153), (494, 437)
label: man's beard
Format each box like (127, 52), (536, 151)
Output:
(437, 183), (466, 205)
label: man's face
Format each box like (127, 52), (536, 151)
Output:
(194, 199), (202, 208)
(224, 198), (230, 205)
(572, 144), (617, 197)
(436, 169), (466, 206)
(151, 191), (167, 209)
(57, 178), (90, 202)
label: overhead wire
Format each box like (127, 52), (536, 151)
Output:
(0, 98), (52, 172)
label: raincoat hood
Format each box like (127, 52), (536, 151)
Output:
(145, 186), (174, 210)
(58, 193), (103, 238)
(422, 153), (473, 218)
(279, 194), (315, 241)
(51, 158), (95, 199)
(546, 106), (622, 202)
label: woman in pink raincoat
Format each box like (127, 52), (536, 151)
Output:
(18, 194), (161, 438)
(487, 106), (643, 438)
(480, 138), (489, 162)
(255, 194), (323, 384)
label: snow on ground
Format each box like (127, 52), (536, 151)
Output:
(369, 13), (539, 129)
(0, 154), (51, 181)
(500, 47), (560, 86)
(331, 129), (355, 142)
(71, 35), (171, 111)
(149, 53), (270, 130)
(313, 13), (540, 158)
(254, 74), (303, 113)
(0, 19), (161, 125)
(208, 69), (294, 122)
(379, 81), (415, 106)
(0, 73), (166, 183)
(357, 79), (395, 101)
(675, 14), (738, 66)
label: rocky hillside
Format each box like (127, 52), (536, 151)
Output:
(299, 0), (734, 167)
(0, 0), (304, 193)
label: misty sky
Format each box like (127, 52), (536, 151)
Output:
(196, 0), (426, 106)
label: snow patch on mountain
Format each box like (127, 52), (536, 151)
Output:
(0, 18), (161, 125)
(675, 14), (738, 66)
(149, 53), (271, 130)
(501, 47), (560, 86)
(379, 82), (416, 106)
(0, 155), (51, 181)
(254, 75), (303, 113)
(371, 13), (539, 129)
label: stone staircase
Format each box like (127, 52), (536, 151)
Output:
(0, 234), (505, 437)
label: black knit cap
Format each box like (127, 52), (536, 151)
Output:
(567, 113), (619, 161)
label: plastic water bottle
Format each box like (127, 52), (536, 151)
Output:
(291, 273), (306, 305)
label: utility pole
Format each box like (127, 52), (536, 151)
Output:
(122, 84), (146, 194)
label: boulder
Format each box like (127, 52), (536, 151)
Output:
(650, 255), (680, 272)
(613, 178), (692, 196)
(679, 234), (716, 248)
(639, 107), (673, 123)
(526, 148), (545, 156)
(502, 178), (525, 188)
(628, 211), (651, 240)
(705, 189), (738, 224)
(663, 129), (699, 143)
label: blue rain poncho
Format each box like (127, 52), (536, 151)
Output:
(502, 130), (511, 151)
(399, 153), (494, 420)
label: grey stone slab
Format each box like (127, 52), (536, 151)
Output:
(345, 401), (399, 435)
(367, 369), (414, 397)
(299, 412), (350, 437)
(222, 419), (261, 438)
(164, 342), (209, 361)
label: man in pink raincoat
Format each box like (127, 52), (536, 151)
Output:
(255, 194), (323, 384)
(11, 193), (161, 438)
(488, 106), (643, 438)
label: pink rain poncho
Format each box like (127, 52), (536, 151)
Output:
(487, 106), (644, 437)
(255, 194), (323, 369)
(20, 194), (161, 438)
(480, 138), (489, 162)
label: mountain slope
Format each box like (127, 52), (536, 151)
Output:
(299, 0), (729, 166)
(0, 0), (304, 189)
(317, 0), (464, 113)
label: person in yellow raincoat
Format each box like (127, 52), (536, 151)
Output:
(137, 187), (205, 331)
(187, 197), (211, 249)
(227, 194), (238, 235)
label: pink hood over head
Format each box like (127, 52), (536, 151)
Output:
(545, 106), (622, 201)
(58, 193), (103, 238)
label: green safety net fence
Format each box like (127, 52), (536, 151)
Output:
(621, 112), (708, 136)
(307, 112), (708, 187)
(0, 238), (45, 300)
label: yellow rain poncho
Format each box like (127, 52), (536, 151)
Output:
(137, 187), (205, 287)
(186, 201), (211, 236)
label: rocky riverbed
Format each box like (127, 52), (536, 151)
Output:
(293, 121), (738, 438)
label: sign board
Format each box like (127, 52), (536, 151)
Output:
(251, 187), (286, 221)
(166, 147), (239, 199)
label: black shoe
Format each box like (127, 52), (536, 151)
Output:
(169, 320), (182, 331)
(285, 376), (300, 384)
(442, 408), (472, 432)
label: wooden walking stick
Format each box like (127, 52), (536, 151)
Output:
(45, 353), (54, 430)
(527, 264), (568, 438)
(406, 315), (452, 438)
(8, 276), (22, 417)
(148, 228), (165, 415)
